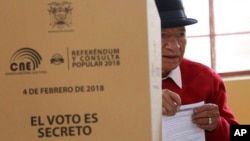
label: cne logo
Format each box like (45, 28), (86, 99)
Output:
(10, 48), (42, 72)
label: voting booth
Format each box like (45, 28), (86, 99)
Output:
(0, 0), (161, 140)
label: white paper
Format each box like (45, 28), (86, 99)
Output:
(162, 101), (205, 141)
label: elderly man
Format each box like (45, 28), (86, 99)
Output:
(155, 0), (239, 141)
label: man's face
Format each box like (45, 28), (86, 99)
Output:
(161, 26), (186, 77)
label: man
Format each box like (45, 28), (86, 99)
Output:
(155, 0), (239, 140)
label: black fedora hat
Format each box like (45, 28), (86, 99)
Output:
(155, 0), (198, 28)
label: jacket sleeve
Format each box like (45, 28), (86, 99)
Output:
(205, 72), (239, 141)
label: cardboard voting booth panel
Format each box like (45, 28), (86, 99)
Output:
(0, 0), (161, 140)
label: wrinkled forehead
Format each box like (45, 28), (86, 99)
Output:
(161, 26), (186, 33)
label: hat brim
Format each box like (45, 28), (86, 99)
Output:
(161, 18), (198, 28)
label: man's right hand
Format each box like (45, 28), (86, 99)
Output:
(162, 89), (182, 116)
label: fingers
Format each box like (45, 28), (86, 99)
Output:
(193, 104), (220, 119)
(162, 89), (181, 116)
(192, 103), (220, 131)
(162, 89), (181, 106)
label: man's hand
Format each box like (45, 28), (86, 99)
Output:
(192, 103), (220, 131)
(162, 89), (181, 116)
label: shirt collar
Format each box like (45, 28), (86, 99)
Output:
(162, 66), (182, 88)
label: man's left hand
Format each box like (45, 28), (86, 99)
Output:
(192, 103), (220, 131)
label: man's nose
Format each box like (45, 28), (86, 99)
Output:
(163, 38), (180, 50)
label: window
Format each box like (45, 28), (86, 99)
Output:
(182, 0), (250, 77)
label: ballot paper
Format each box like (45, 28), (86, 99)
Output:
(162, 101), (205, 141)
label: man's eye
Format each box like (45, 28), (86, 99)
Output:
(176, 32), (185, 37)
(161, 33), (168, 38)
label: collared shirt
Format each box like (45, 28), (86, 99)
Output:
(162, 66), (182, 88)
